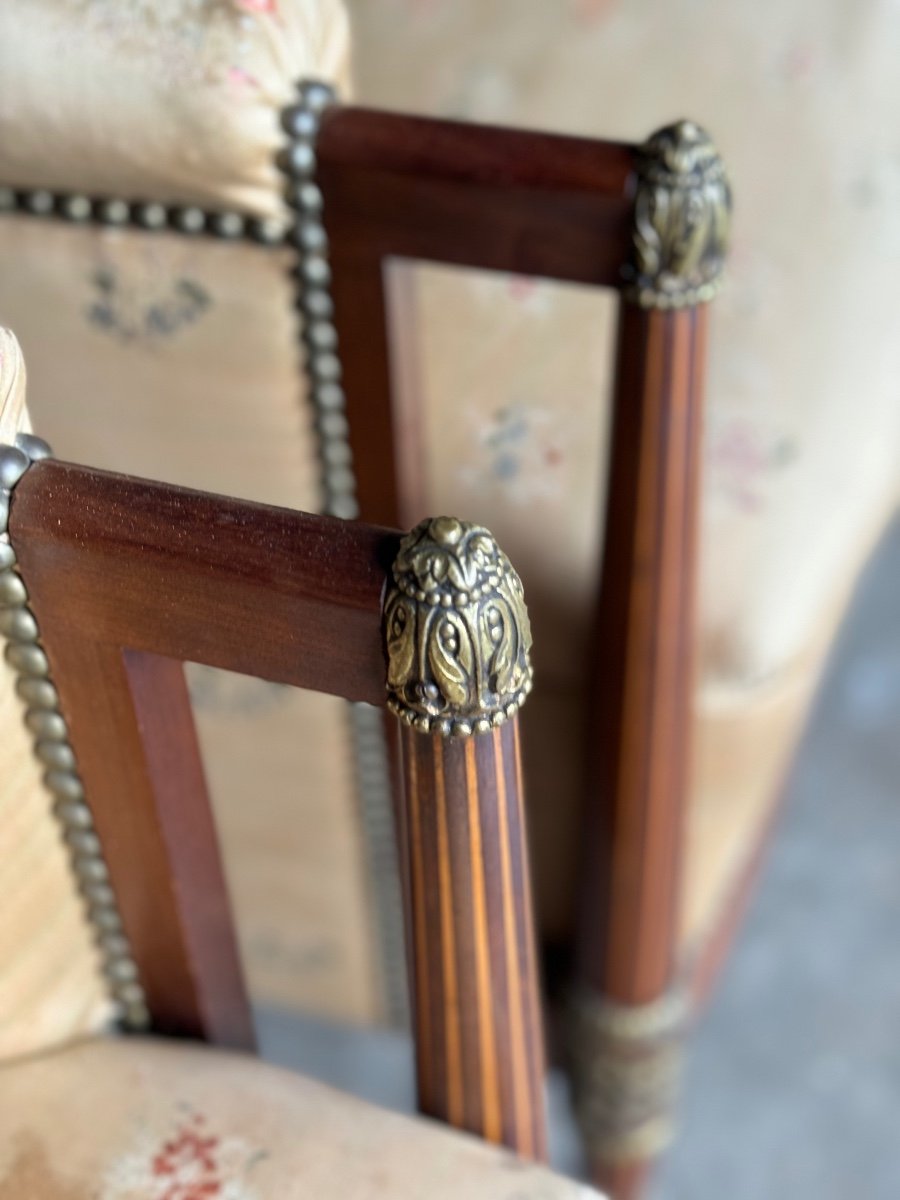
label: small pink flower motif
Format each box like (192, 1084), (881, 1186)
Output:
(572, 0), (618, 24)
(784, 40), (816, 81)
(508, 277), (538, 304)
(227, 65), (261, 94)
(708, 417), (796, 513)
(502, 275), (552, 316)
(235, 0), (277, 12)
(102, 1111), (258, 1200)
(460, 402), (568, 503)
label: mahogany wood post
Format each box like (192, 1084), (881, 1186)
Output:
(382, 514), (546, 1158)
(570, 301), (708, 1197)
(36, 633), (256, 1049)
(397, 719), (547, 1160)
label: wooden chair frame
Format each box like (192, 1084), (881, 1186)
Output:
(7, 454), (546, 1160)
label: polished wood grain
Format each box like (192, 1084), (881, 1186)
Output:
(578, 303), (706, 1003)
(318, 107), (636, 283)
(12, 460), (396, 705)
(45, 637), (254, 1047)
(398, 718), (547, 1160)
(574, 303), (707, 1194)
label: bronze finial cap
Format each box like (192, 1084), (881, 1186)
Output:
(383, 517), (533, 737)
(623, 119), (732, 309)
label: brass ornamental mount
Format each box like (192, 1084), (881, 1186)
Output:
(567, 985), (688, 1163)
(623, 119), (732, 310)
(384, 517), (533, 737)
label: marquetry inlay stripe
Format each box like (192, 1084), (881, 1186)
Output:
(433, 736), (464, 1126)
(399, 720), (547, 1161)
(465, 737), (501, 1143)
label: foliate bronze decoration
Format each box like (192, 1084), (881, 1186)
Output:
(623, 119), (731, 310)
(384, 517), (533, 737)
(566, 985), (687, 1163)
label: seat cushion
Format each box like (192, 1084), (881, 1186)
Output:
(0, 1036), (599, 1200)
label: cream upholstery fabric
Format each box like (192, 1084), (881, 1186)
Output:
(0, 0), (351, 219)
(345, 0), (900, 948)
(0, 330), (111, 1061)
(0, 1037), (600, 1200)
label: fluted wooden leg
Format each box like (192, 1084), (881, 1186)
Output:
(397, 718), (547, 1160)
(571, 301), (707, 1195)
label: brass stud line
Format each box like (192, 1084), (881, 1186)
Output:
(279, 79), (410, 1020)
(0, 184), (285, 244)
(277, 78), (359, 521)
(0, 437), (150, 1031)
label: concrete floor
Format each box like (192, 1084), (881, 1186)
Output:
(656, 516), (900, 1199)
(258, 516), (900, 1198)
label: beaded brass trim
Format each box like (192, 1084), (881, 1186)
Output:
(0, 185), (285, 244)
(0, 433), (149, 1031)
(277, 79), (359, 521)
(384, 517), (534, 737)
(622, 119), (731, 310)
(566, 985), (687, 1163)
